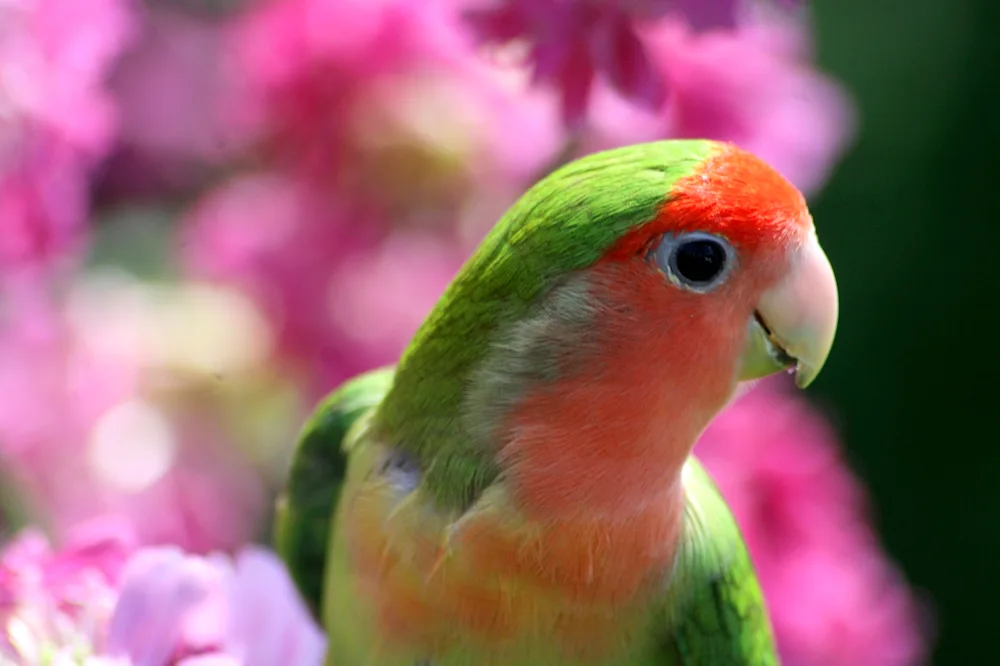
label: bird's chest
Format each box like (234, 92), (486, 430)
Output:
(324, 446), (679, 666)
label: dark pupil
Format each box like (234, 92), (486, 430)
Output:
(674, 240), (725, 283)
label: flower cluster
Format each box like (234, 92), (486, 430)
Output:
(0, 519), (324, 665)
(465, 0), (748, 125)
(0, 0), (926, 664)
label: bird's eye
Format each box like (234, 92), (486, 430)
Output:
(650, 232), (734, 291)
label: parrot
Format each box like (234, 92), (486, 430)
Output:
(274, 139), (839, 666)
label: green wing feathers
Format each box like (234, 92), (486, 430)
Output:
(661, 458), (779, 665)
(274, 366), (395, 617)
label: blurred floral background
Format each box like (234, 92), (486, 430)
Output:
(2, 0), (995, 663)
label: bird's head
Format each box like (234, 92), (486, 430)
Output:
(381, 139), (838, 510)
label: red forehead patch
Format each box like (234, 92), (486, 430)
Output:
(606, 143), (810, 259)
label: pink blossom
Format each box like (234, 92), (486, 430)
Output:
(0, 518), (132, 663)
(0, 280), (273, 553)
(181, 174), (465, 394)
(463, 0), (754, 126)
(0, 0), (133, 276)
(464, 0), (664, 125)
(184, 0), (565, 393)
(105, 546), (325, 666)
(230, 0), (560, 213)
(695, 378), (929, 666)
(585, 16), (854, 194)
(0, 525), (325, 665)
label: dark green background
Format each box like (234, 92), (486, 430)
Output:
(810, 1), (998, 663)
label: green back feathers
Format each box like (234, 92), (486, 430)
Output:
(660, 458), (778, 664)
(376, 140), (717, 509)
(274, 367), (395, 616)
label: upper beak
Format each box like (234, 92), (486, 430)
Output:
(739, 231), (839, 388)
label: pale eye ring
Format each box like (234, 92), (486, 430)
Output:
(650, 232), (735, 291)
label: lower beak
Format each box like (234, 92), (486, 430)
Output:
(739, 232), (839, 388)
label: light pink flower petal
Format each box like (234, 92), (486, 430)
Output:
(223, 547), (326, 666)
(105, 547), (226, 666)
(3, 537), (325, 663)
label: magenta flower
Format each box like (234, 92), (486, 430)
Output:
(585, 15), (854, 194)
(0, 0), (133, 278)
(0, 523), (325, 665)
(463, 0), (752, 126)
(695, 378), (929, 666)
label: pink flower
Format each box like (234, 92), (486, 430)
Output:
(585, 16), (854, 194)
(230, 0), (560, 212)
(0, 518), (132, 663)
(105, 546), (325, 666)
(0, 524), (325, 665)
(181, 174), (465, 394)
(0, 280), (274, 553)
(185, 0), (565, 393)
(463, 0), (751, 126)
(695, 378), (929, 666)
(0, 0), (133, 277)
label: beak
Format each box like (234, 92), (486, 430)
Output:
(739, 231), (839, 388)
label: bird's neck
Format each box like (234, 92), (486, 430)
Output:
(481, 262), (744, 521)
(497, 358), (701, 520)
